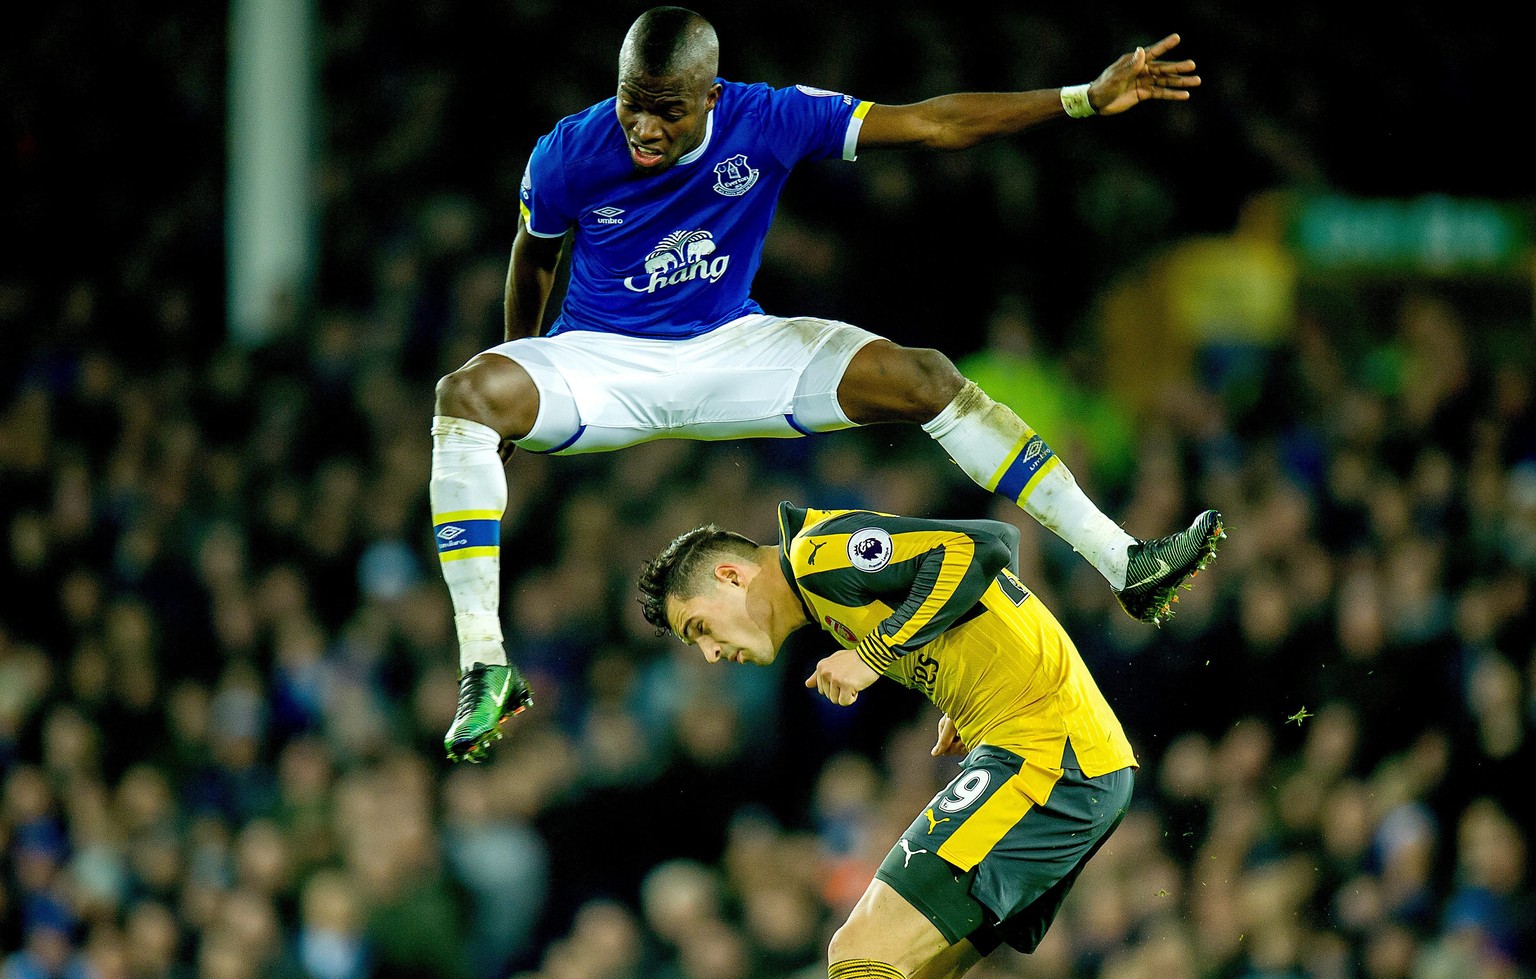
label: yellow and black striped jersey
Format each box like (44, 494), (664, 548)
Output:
(777, 502), (1136, 792)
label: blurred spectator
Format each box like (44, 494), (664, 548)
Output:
(295, 870), (370, 979)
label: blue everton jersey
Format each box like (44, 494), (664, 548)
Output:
(518, 80), (871, 339)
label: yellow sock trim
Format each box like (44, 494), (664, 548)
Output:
(431, 509), (502, 523)
(829, 960), (906, 979)
(437, 545), (499, 563)
(983, 429), (1034, 493)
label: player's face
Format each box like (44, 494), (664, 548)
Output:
(615, 73), (720, 174)
(667, 575), (777, 667)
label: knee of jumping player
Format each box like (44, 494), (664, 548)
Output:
(903, 347), (966, 417)
(840, 343), (965, 425)
(434, 356), (540, 439)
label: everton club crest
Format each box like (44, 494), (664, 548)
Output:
(712, 154), (759, 197)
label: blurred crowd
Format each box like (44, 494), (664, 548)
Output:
(4, 1), (1534, 978)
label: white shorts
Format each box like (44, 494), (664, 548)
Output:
(484, 314), (883, 455)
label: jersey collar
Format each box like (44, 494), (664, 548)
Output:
(675, 108), (715, 167)
(776, 502), (819, 624)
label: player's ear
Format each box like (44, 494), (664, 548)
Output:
(705, 82), (722, 111)
(719, 562), (758, 588)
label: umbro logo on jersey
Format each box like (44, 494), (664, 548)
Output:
(623, 230), (731, 294)
(593, 206), (625, 225)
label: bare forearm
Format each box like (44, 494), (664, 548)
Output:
(503, 229), (562, 341)
(860, 35), (1196, 152)
(900, 90), (1067, 150)
(503, 263), (555, 341)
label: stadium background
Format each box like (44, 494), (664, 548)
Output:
(2, 2), (1532, 978)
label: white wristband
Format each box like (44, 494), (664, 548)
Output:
(1060, 83), (1095, 119)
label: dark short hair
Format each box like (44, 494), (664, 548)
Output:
(621, 7), (717, 83)
(637, 525), (759, 633)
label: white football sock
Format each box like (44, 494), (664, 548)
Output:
(430, 416), (509, 670)
(922, 381), (1133, 587)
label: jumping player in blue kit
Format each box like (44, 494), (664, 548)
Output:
(431, 6), (1222, 763)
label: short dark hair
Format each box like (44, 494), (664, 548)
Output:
(637, 525), (759, 633)
(620, 7), (718, 83)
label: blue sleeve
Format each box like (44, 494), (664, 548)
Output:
(762, 84), (873, 168)
(518, 135), (574, 239)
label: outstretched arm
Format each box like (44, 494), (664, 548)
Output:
(857, 33), (1199, 151)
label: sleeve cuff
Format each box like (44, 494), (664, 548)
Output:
(519, 200), (568, 238)
(855, 632), (897, 674)
(842, 100), (874, 161)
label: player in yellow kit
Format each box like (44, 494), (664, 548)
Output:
(638, 502), (1222, 979)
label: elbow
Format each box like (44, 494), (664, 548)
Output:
(996, 526), (1020, 574)
(925, 129), (979, 151)
(973, 521), (1018, 574)
(904, 114), (974, 152)
(929, 117), (991, 151)
(979, 535), (1013, 578)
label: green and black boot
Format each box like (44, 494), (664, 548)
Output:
(444, 663), (534, 763)
(1116, 510), (1226, 626)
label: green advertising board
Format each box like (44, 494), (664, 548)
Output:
(1288, 194), (1533, 275)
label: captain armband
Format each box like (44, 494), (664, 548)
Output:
(855, 632), (898, 674)
(1060, 83), (1096, 119)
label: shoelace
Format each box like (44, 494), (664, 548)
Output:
(455, 669), (488, 718)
